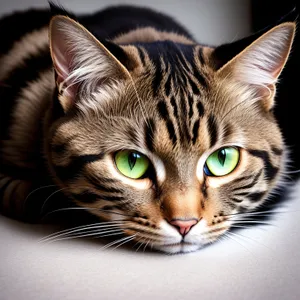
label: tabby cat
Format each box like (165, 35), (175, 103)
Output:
(0, 4), (296, 254)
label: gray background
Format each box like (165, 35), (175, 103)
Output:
(0, 0), (251, 44)
(0, 1), (300, 300)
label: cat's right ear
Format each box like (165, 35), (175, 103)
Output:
(212, 22), (295, 111)
(49, 16), (131, 112)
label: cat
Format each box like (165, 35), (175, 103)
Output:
(0, 4), (297, 254)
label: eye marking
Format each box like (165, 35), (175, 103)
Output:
(204, 147), (240, 177)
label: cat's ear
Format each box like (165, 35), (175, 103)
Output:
(215, 22), (295, 110)
(49, 16), (131, 112)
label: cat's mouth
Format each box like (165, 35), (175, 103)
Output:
(162, 241), (196, 247)
(155, 241), (202, 254)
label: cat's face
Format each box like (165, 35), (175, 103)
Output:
(46, 16), (294, 253)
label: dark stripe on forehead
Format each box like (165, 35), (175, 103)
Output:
(187, 95), (194, 121)
(223, 123), (233, 140)
(192, 63), (208, 89)
(186, 74), (200, 95)
(152, 59), (163, 95)
(141, 41), (208, 96)
(207, 115), (218, 148)
(157, 100), (177, 146)
(53, 154), (104, 181)
(164, 72), (172, 96)
(144, 118), (156, 152)
(0, 47), (52, 140)
(178, 90), (191, 143)
(192, 119), (200, 144)
(175, 54), (201, 96)
(157, 100), (169, 120)
(137, 46), (146, 66)
(197, 101), (205, 117)
(198, 47), (205, 65)
(170, 96), (179, 119)
(166, 120), (177, 146)
(248, 149), (279, 182)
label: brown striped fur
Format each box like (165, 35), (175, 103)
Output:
(0, 6), (296, 253)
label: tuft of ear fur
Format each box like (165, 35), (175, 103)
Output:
(217, 22), (295, 110)
(49, 16), (130, 112)
(49, 2), (77, 19)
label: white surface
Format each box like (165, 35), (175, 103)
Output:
(3, 1), (300, 300)
(1, 180), (300, 300)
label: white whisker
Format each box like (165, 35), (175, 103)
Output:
(39, 225), (125, 243)
(112, 235), (137, 251)
(38, 221), (128, 243)
(40, 187), (70, 215)
(223, 232), (254, 255)
(135, 238), (146, 253)
(43, 206), (134, 219)
(143, 239), (151, 252)
(101, 235), (136, 251)
(230, 220), (276, 226)
(226, 230), (272, 251)
(226, 209), (300, 218)
(41, 229), (123, 244)
(24, 184), (57, 206)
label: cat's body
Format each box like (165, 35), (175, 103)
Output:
(0, 5), (296, 254)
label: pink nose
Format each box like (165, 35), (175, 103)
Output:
(169, 219), (198, 236)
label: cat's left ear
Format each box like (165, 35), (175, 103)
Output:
(216, 22), (295, 110)
(49, 16), (132, 112)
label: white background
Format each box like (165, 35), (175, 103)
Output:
(1, 1), (300, 300)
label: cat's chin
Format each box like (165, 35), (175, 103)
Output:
(153, 242), (203, 254)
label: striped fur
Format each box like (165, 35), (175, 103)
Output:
(0, 5), (296, 254)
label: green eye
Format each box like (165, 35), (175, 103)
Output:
(204, 147), (239, 176)
(115, 150), (150, 179)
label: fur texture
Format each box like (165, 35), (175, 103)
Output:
(0, 5), (296, 254)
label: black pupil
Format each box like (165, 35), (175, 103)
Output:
(218, 149), (226, 166)
(128, 152), (138, 170)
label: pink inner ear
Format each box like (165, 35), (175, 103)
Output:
(51, 25), (77, 103)
(53, 47), (70, 82)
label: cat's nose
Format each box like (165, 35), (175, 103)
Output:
(169, 219), (198, 236)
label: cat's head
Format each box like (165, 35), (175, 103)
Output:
(45, 15), (295, 253)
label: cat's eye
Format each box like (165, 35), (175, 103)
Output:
(204, 147), (239, 176)
(114, 150), (150, 179)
